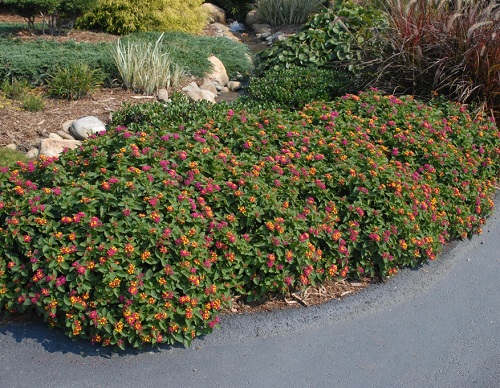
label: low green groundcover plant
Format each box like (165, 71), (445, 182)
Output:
(247, 65), (350, 109)
(0, 32), (252, 87)
(0, 90), (499, 349)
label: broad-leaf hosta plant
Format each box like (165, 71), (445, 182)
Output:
(0, 90), (499, 349)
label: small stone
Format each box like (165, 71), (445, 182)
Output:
(200, 79), (218, 95)
(185, 90), (203, 103)
(61, 120), (74, 133)
(30, 138), (43, 148)
(227, 81), (242, 92)
(210, 22), (230, 32)
(157, 88), (169, 103)
(253, 23), (271, 35)
(5, 143), (17, 151)
(25, 148), (39, 159)
(261, 31), (272, 39)
(182, 82), (201, 94)
(199, 90), (216, 103)
(207, 56), (229, 87)
(56, 130), (75, 140)
(48, 133), (63, 140)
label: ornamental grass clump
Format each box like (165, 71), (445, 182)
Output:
(371, 0), (500, 120)
(47, 63), (104, 100)
(254, 0), (324, 26)
(112, 34), (185, 96)
(0, 90), (499, 349)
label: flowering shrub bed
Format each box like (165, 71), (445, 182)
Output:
(0, 90), (499, 349)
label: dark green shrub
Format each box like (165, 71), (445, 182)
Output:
(1, 90), (498, 349)
(247, 66), (350, 109)
(76, 0), (207, 35)
(255, 0), (387, 75)
(47, 63), (104, 100)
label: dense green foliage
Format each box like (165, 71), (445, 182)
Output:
(248, 66), (350, 109)
(255, 0), (387, 74)
(1, 90), (498, 348)
(255, 0), (499, 119)
(0, 32), (251, 87)
(0, 39), (115, 86)
(76, 0), (207, 35)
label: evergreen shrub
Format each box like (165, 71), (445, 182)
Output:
(76, 0), (208, 35)
(247, 65), (350, 109)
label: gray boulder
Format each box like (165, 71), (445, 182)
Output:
(69, 116), (106, 140)
(246, 10), (259, 26)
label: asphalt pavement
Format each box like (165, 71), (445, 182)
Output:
(1, 198), (499, 388)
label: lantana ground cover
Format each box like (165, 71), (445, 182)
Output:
(0, 90), (499, 349)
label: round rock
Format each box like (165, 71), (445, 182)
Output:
(69, 116), (106, 140)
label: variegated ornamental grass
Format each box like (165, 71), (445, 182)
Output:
(112, 34), (185, 96)
(254, 0), (325, 25)
(0, 90), (498, 349)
